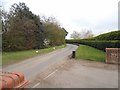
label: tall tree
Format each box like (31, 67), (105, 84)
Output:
(3, 2), (45, 51)
(41, 16), (67, 46)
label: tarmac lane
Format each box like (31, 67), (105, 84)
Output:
(2, 44), (78, 81)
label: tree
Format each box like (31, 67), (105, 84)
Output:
(0, 6), (9, 51)
(32, 15), (45, 49)
(0, 6), (8, 33)
(0, 6), (2, 50)
(81, 29), (94, 39)
(41, 16), (67, 46)
(70, 31), (81, 39)
(3, 12), (37, 50)
(0, 7), (2, 34)
(3, 2), (45, 51)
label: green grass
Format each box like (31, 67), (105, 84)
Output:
(2, 45), (66, 66)
(76, 44), (105, 62)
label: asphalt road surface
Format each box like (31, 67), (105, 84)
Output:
(2, 44), (78, 81)
(2, 44), (118, 88)
(29, 59), (118, 88)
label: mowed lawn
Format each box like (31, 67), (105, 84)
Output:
(2, 45), (66, 66)
(76, 44), (105, 62)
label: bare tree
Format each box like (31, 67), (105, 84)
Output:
(70, 31), (81, 39)
(81, 29), (94, 39)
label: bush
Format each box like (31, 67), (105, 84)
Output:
(66, 40), (120, 51)
(88, 30), (120, 40)
(66, 30), (120, 51)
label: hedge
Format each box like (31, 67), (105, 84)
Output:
(85, 30), (120, 40)
(66, 40), (120, 51)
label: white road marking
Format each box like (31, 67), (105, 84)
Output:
(43, 69), (58, 80)
(32, 69), (58, 88)
(32, 82), (40, 88)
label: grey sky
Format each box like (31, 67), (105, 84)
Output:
(1, 0), (119, 38)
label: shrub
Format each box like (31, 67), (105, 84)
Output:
(66, 40), (120, 51)
(66, 30), (120, 51)
(88, 30), (120, 40)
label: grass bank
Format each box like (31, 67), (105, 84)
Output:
(2, 45), (66, 66)
(76, 44), (105, 62)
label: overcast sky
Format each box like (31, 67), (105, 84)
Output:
(1, 0), (119, 38)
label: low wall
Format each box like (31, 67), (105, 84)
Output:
(106, 48), (120, 64)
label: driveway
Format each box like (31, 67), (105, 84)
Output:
(29, 59), (118, 88)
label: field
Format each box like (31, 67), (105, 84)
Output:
(76, 44), (105, 62)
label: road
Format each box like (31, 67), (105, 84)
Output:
(2, 44), (78, 81)
(1, 44), (118, 88)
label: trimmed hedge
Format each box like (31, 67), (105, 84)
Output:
(66, 30), (120, 51)
(66, 40), (120, 51)
(87, 30), (120, 40)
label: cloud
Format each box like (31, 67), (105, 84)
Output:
(1, 0), (119, 39)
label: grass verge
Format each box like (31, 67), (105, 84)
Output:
(2, 45), (66, 66)
(76, 44), (105, 62)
